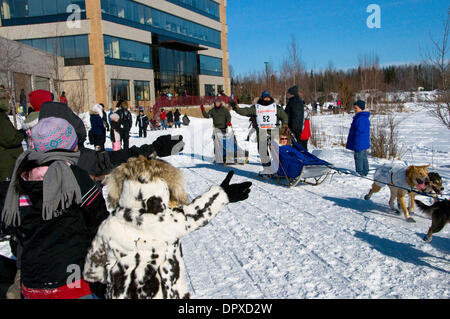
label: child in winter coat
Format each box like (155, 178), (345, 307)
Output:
(346, 100), (370, 176)
(83, 156), (252, 299)
(110, 113), (123, 151)
(135, 109), (149, 138)
(89, 104), (106, 151)
(1, 117), (109, 299)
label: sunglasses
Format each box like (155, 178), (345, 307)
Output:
(280, 137), (288, 141)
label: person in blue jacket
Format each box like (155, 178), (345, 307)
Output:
(346, 100), (370, 176)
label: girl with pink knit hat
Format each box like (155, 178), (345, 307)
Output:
(1, 117), (109, 299)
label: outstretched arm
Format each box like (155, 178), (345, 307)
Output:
(172, 171), (252, 237)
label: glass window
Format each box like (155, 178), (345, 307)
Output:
(1, 0), (85, 19)
(19, 35), (89, 64)
(34, 76), (50, 91)
(205, 84), (215, 96)
(134, 80), (150, 101)
(100, 0), (221, 48)
(111, 79), (130, 101)
(199, 55), (222, 76)
(104, 35), (151, 65)
(42, 0), (57, 15)
(28, 0), (44, 17)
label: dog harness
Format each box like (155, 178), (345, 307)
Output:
(374, 164), (411, 190)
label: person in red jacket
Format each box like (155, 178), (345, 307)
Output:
(160, 108), (168, 130)
(59, 91), (68, 105)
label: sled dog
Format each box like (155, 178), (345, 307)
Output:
(415, 199), (450, 242)
(364, 164), (430, 222)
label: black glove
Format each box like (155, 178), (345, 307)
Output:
(220, 171), (252, 203)
(152, 135), (184, 157)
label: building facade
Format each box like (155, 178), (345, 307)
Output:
(0, 0), (229, 111)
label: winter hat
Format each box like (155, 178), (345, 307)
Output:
(261, 91), (271, 98)
(288, 85), (299, 95)
(31, 117), (78, 152)
(354, 100), (366, 110)
(29, 90), (53, 112)
(23, 111), (40, 130)
(91, 104), (103, 116)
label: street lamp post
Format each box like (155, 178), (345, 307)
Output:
(264, 61), (269, 88)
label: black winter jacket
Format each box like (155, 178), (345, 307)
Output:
(116, 108), (133, 132)
(15, 161), (109, 289)
(284, 95), (304, 140)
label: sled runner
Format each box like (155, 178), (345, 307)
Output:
(266, 139), (334, 187)
(213, 129), (249, 165)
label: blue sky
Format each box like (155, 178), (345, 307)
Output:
(227, 0), (449, 76)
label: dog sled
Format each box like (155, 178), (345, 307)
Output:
(213, 129), (249, 165)
(266, 139), (334, 187)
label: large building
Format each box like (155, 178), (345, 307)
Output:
(0, 0), (229, 111)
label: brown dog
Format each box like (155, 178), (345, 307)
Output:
(364, 164), (430, 222)
(415, 199), (450, 242)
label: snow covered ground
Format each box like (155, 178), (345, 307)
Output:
(2, 103), (449, 298)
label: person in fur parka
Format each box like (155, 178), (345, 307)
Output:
(83, 156), (252, 299)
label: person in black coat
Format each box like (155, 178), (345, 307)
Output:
(115, 100), (133, 149)
(167, 109), (174, 128)
(135, 109), (149, 138)
(174, 108), (181, 128)
(284, 85), (305, 148)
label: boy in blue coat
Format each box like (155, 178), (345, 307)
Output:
(346, 100), (370, 176)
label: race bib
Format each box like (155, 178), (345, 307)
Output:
(256, 103), (277, 129)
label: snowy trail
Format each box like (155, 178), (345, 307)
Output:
(179, 158), (449, 298)
(1, 105), (449, 298)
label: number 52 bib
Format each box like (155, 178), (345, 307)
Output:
(256, 103), (277, 129)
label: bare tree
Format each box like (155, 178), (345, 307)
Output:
(422, 6), (450, 128)
(67, 65), (88, 114)
(287, 34), (304, 87)
(0, 36), (24, 128)
(46, 26), (66, 99)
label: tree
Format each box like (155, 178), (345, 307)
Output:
(422, 6), (450, 128)
(0, 36), (24, 128)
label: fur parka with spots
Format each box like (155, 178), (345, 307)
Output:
(83, 156), (229, 299)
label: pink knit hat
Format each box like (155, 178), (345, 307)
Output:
(31, 117), (78, 152)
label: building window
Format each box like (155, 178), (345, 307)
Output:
(34, 76), (50, 91)
(134, 80), (150, 101)
(165, 0), (219, 20)
(111, 79), (130, 101)
(19, 35), (90, 66)
(217, 85), (224, 95)
(205, 84), (215, 96)
(0, 0), (86, 19)
(104, 35), (151, 68)
(100, 0), (221, 49)
(199, 55), (222, 76)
